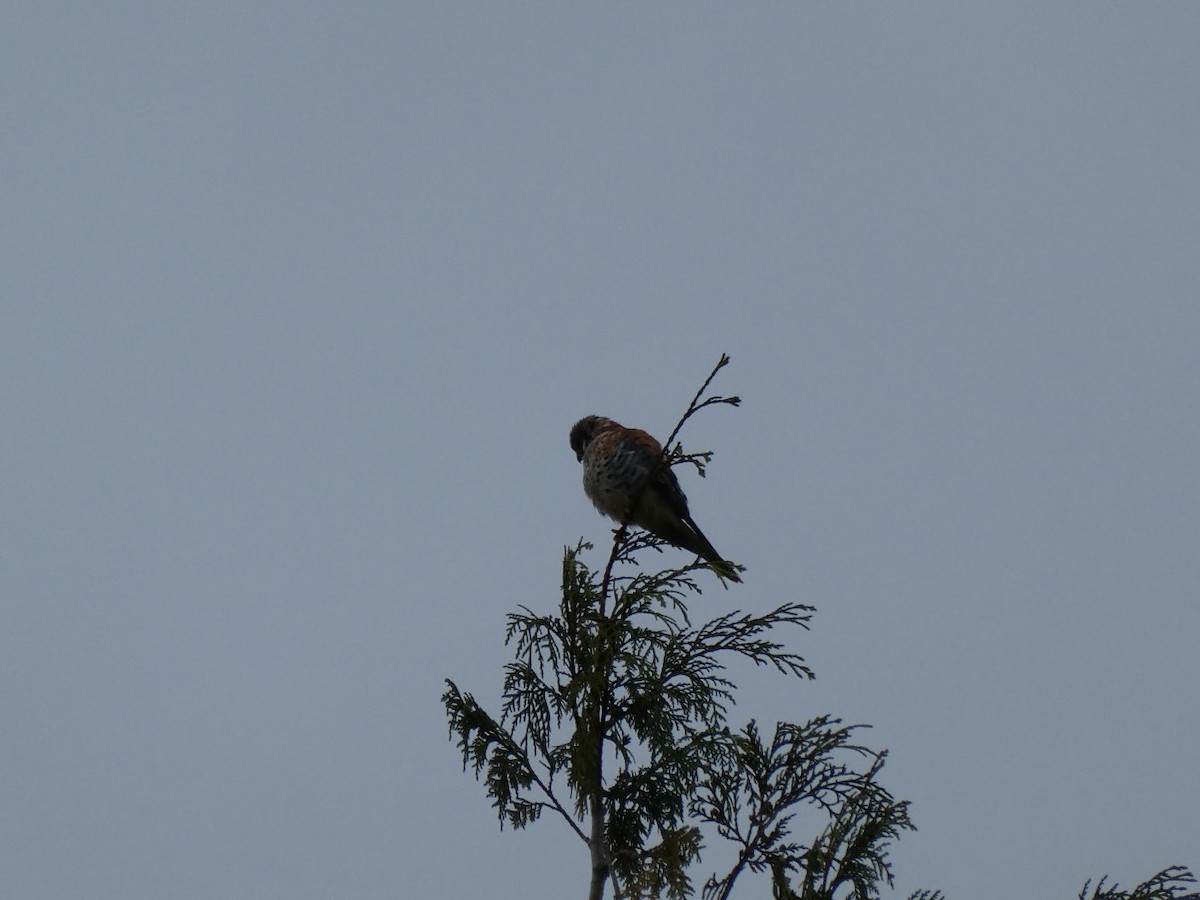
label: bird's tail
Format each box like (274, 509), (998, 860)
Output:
(680, 516), (743, 583)
(635, 502), (743, 583)
(706, 558), (743, 584)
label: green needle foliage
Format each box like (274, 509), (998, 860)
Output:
(695, 720), (913, 900)
(442, 355), (1194, 900)
(445, 532), (898, 899)
(1077, 867), (1199, 900)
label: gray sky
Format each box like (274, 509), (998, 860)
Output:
(4, 4), (1198, 898)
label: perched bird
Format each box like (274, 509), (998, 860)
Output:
(569, 415), (741, 582)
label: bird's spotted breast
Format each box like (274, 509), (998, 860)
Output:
(581, 429), (655, 519)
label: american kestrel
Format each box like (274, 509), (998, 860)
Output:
(569, 415), (741, 582)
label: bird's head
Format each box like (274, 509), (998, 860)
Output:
(569, 415), (608, 463)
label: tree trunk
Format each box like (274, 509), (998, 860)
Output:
(587, 790), (609, 900)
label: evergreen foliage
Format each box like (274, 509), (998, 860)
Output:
(1077, 867), (1198, 900)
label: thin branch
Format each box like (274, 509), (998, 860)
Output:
(528, 761), (591, 845)
(661, 352), (739, 454)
